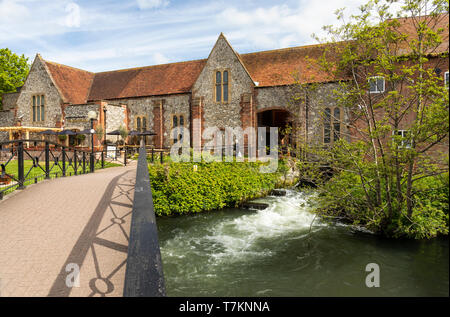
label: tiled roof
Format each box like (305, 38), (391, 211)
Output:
(392, 13), (449, 56)
(44, 61), (94, 104)
(87, 59), (206, 101)
(240, 43), (344, 87)
(41, 15), (448, 102)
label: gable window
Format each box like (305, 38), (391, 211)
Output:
(215, 70), (229, 103)
(32, 95), (45, 122)
(172, 114), (184, 143)
(445, 71), (449, 89)
(368, 76), (385, 94)
(323, 106), (342, 145)
(135, 115), (147, 132)
(393, 130), (411, 149)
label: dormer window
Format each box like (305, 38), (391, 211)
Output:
(215, 70), (229, 103)
(368, 76), (385, 94)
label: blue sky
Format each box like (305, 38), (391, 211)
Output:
(0, 0), (370, 72)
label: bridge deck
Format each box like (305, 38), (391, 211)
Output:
(0, 162), (137, 297)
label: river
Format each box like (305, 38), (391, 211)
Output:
(156, 189), (449, 297)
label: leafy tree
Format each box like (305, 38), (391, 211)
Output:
(297, 0), (449, 238)
(0, 48), (30, 110)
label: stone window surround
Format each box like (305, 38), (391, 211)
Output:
(323, 106), (342, 145)
(134, 115), (148, 132)
(170, 113), (185, 144)
(32, 93), (46, 122)
(214, 69), (230, 104)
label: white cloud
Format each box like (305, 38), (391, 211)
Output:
(64, 2), (81, 28)
(136, 0), (169, 10)
(0, 0), (30, 22)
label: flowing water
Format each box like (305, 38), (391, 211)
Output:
(156, 190), (449, 297)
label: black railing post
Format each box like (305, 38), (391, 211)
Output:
(101, 150), (105, 169)
(160, 150), (163, 164)
(17, 141), (25, 189)
(82, 152), (86, 174)
(124, 147), (127, 166)
(74, 149), (78, 175)
(45, 142), (50, 179)
(123, 145), (166, 297)
(62, 147), (66, 177)
(90, 152), (95, 173)
(151, 148), (154, 163)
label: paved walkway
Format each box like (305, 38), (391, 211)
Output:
(0, 162), (137, 297)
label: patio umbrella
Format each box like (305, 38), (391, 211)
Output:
(58, 130), (77, 135)
(106, 130), (121, 135)
(106, 129), (121, 144)
(37, 129), (58, 135)
(76, 129), (93, 135)
(128, 130), (140, 136)
(138, 130), (157, 136)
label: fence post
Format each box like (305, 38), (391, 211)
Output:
(82, 152), (86, 174)
(160, 150), (163, 164)
(62, 147), (66, 177)
(17, 141), (25, 189)
(45, 142), (50, 179)
(124, 147), (127, 166)
(101, 150), (105, 169)
(151, 148), (154, 163)
(90, 152), (95, 173)
(74, 149), (78, 175)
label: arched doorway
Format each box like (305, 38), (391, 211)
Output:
(257, 109), (293, 153)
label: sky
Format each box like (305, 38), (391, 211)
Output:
(0, 0), (372, 72)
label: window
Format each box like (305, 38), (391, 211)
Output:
(32, 95), (45, 122)
(393, 130), (411, 149)
(445, 71), (449, 89)
(172, 114), (184, 143)
(368, 76), (385, 94)
(135, 115), (147, 132)
(215, 70), (229, 103)
(323, 107), (342, 144)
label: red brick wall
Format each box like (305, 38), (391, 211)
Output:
(152, 100), (165, 148)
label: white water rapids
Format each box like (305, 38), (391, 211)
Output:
(160, 190), (324, 265)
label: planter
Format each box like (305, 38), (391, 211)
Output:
(0, 176), (11, 185)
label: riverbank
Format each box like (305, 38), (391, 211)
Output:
(148, 160), (294, 216)
(156, 189), (449, 296)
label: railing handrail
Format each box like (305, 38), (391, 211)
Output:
(0, 139), (93, 154)
(123, 143), (166, 297)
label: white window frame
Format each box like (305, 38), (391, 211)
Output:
(368, 76), (385, 94)
(445, 71), (449, 89)
(393, 130), (411, 149)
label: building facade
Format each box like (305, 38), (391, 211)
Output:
(0, 17), (448, 156)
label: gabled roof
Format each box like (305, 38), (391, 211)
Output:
(39, 14), (448, 103)
(44, 60), (94, 104)
(87, 59), (206, 101)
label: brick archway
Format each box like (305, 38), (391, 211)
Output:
(257, 108), (293, 151)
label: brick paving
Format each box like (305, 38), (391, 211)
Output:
(0, 162), (137, 297)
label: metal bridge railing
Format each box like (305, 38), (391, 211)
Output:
(123, 143), (166, 297)
(0, 139), (116, 200)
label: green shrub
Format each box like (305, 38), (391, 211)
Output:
(316, 170), (449, 239)
(148, 161), (282, 216)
